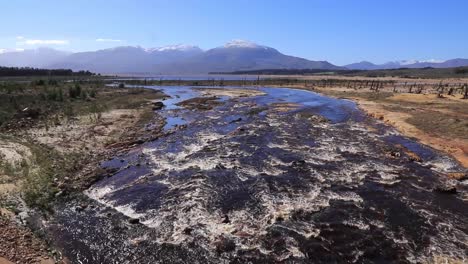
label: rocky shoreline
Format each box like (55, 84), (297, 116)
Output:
(0, 85), (167, 263)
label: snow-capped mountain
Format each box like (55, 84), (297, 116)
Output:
(0, 40), (342, 74)
(145, 44), (202, 53)
(223, 39), (269, 49)
(49, 45), (204, 73)
(151, 40), (343, 74)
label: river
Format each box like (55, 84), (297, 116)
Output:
(47, 85), (467, 263)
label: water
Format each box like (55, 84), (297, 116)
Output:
(107, 74), (261, 81)
(48, 86), (468, 263)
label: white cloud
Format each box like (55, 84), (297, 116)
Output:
(21, 39), (69, 45)
(96, 38), (122, 42)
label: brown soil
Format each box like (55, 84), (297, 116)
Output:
(0, 218), (54, 264)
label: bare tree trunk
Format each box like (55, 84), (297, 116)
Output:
(463, 84), (468, 99)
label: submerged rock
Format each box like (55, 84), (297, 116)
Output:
(215, 236), (236, 253)
(128, 218), (140, 224)
(434, 183), (457, 194)
(152, 101), (165, 110)
(222, 214), (230, 224)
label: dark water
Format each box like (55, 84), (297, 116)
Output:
(48, 86), (468, 263)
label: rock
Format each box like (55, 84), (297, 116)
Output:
(276, 216), (285, 222)
(152, 101), (165, 110)
(229, 117), (242, 124)
(406, 151), (422, 162)
(183, 227), (193, 235)
(222, 214), (230, 224)
(292, 160), (306, 166)
(128, 218), (140, 224)
(434, 183), (457, 194)
(216, 164), (226, 170)
(75, 206), (84, 212)
(18, 107), (41, 119)
(291, 160), (308, 171)
(215, 236), (236, 253)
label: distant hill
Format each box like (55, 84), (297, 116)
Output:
(0, 40), (341, 74)
(0, 48), (70, 68)
(152, 40), (343, 74)
(49, 45), (203, 74)
(2, 42), (466, 74)
(343, 61), (380, 70)
(345, 58), (468, 70)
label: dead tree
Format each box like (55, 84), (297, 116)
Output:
(463, 84), (468, 99)
(448, 87), (454, 96)
(416, 85), (423, 94)
(374, 81), (380, 92)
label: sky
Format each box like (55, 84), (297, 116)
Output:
(1, 0), (467, 65)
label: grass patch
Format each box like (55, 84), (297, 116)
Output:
(406, 111), (468, 140)
(4, 140), (85, 211)
(0, 79), (165, 211)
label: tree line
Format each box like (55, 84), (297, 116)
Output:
(0, 66), (95, 77)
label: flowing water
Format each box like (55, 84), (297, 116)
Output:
(48, 86), (467, 263)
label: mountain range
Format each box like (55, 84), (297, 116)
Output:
(0, 40), (342, 74)
(0, 40), (467, 74)
(344, 59), (468, 70)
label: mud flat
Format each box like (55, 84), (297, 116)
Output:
(46, 86), (467, 263)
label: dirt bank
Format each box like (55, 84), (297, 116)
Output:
(0, 83), (166, 263)
(311, 86), (468, 169)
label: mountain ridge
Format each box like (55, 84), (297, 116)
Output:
(344, 58), (468, 70)
(0, 40), (342, 74)
(1, 41), (467, 73)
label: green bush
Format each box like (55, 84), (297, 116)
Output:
(69, 84), (82, 99)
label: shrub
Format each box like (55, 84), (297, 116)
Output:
(69, 84), (82, 99)
(35, 79), (45, 86)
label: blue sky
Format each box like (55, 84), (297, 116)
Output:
(1, 0), (467, 65)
